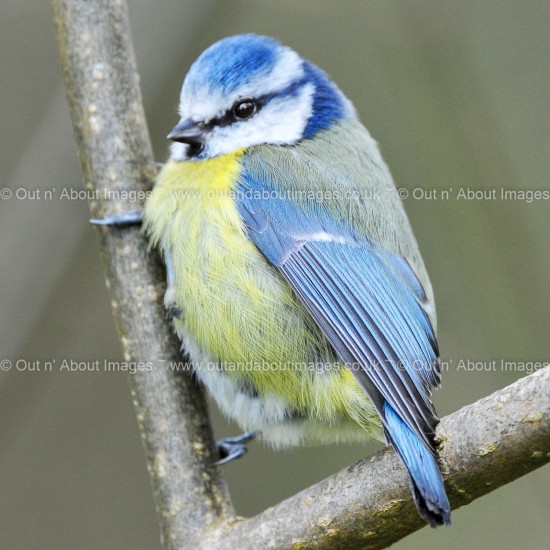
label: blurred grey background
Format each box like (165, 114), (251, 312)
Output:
(1, 1), (548, 548)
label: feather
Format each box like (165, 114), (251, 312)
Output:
(236, 119), (450, 523)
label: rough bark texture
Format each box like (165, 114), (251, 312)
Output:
(51, 1), (235, 548)
(202, 365), (550, 549)
(52, 1), (550, 549)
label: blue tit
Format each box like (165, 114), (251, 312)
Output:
(143, 34), (451, 527)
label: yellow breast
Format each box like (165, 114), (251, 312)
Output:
(144, 153), (317, 369)
(143, 153), (379, 432)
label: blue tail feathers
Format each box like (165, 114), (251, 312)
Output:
(384, 402), (451, 527)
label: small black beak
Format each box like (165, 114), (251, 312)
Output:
(167, 119), (206, 144)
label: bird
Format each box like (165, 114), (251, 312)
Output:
(142, 33), (451, 527)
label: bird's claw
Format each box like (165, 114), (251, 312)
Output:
(215, 431), (256, 465)
(90, 208), (143, 226)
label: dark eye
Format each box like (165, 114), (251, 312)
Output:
(233, 100), (257, 120)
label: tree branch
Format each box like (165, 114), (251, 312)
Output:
(51, 1), (234, 547)
(202, 366), (549, 549)
(52, 1), (550, 549)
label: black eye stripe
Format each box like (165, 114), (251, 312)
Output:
(213, 99), (265, 128)
(200, 75), (309, 131)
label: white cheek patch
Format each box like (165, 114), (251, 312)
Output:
(204, 83), (315, 158)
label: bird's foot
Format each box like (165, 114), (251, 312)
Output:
(215, 431), (256, 465)
(90, 208), (143, 226)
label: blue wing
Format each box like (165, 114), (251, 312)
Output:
(237, 170), (440, 443)
(236, 156), (450, 525)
